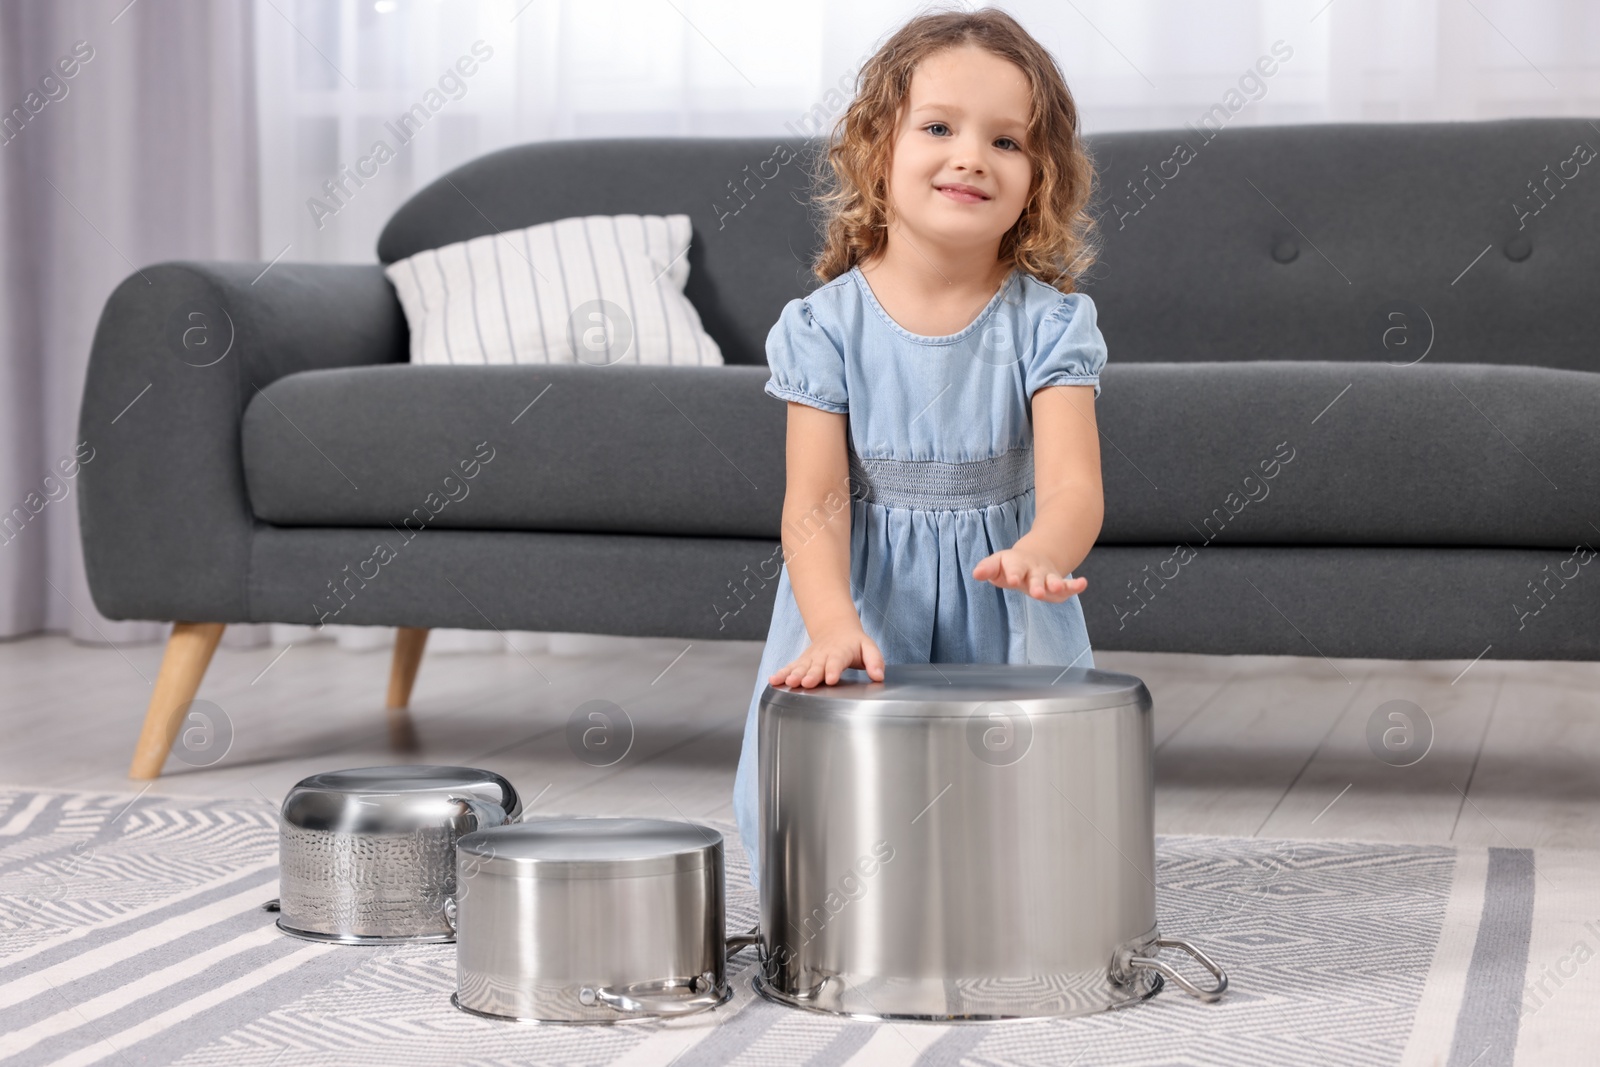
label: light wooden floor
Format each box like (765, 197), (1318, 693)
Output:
(2, 631), (1597, 853)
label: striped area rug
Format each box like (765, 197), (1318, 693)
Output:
(0, 786), (1589, 1066)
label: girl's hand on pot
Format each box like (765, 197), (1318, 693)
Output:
(769, 626), (885, 688)
(973, 545), (1087, 603)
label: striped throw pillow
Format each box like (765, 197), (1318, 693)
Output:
(384, 213), (723, 366)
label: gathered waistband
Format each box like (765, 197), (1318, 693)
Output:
(848, 447), (1034, 511)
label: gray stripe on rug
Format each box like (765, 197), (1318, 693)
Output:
(4, 934), (304, 1067)
(0, 793), (75, 876)
(0, 793), (274, 884)
(915, 1025), (993, 1065)
(116, 947), (373, 1067)
(11, 938), (371, 1067)
(804, 1021), (877, 1065)
(0, 891), (287, 1027)
(0, 792), (57, 841)
(1446, 846), (1535, 1067)
(0, 866), (277, 980)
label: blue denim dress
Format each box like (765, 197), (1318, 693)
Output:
(732, 265), (1109, 889)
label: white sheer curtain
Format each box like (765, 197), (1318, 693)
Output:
(1, 0), (258, 650)
(4, 0), (1596, 653)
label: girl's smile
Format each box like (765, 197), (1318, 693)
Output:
(936, 182), (992, 203)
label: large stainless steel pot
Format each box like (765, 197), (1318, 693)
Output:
(756, 663), (1227, 1020)
(451, 817), (756, 1024)
(274, 765), (519, 944)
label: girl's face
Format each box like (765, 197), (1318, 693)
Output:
(884, 44), (1035, 258)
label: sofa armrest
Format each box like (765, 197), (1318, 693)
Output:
(77, 261), (408, 623)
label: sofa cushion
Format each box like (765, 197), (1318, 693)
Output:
(384, 213), (724, 367)
(240, 361), (1598, 550)
(242, 363), (786, 539)
(1094, 361), (1598, 551)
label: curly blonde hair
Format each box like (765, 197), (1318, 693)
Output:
(810, 6), (1099, 294)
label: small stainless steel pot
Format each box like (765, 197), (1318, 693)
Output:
(451, 817), (754, 1024)
(756, 664), (1228, 1021)
(274, 765), (520, 944)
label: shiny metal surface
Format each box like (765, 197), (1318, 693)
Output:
(457, 815), (716, 878)
(276, 765), (519, 944)
(751, 967), (1163, 1022)
(453, 818), (733, 1023)
(449, 981), (733, 1026)
(758, 663), (1220, 1020)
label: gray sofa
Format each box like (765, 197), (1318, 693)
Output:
(78, 119), (1600, 777)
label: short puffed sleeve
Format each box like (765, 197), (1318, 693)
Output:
(1026, 292), (1108, 401)
(763, 298), (848, 414)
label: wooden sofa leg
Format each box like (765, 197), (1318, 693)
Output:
(386, 627), (428, 752)
(129, 621), (227, 780)
(387, 627), (430, 709)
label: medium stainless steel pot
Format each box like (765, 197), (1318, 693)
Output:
(756, 663), (1227, 1021)
(274, 765), (520, 944)
(451, 817), (755, 1024)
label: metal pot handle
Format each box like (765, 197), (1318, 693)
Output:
(579, 975), (726, 1016)
(446, 796), (507, 833)
(577, 927), (757, 1017)
(725, 925), (759, 958)
(1126, 936), (1228, 1002)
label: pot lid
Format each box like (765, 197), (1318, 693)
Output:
(761, 664), (1150, 718)
(281, 765), (521, 833)
(457, 817), (722, 879)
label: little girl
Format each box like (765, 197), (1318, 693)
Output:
(732, 8), (1108, 885)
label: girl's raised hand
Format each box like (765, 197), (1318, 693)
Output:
(972, 545), (1087, 603)
(769, 624), (886, 688)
